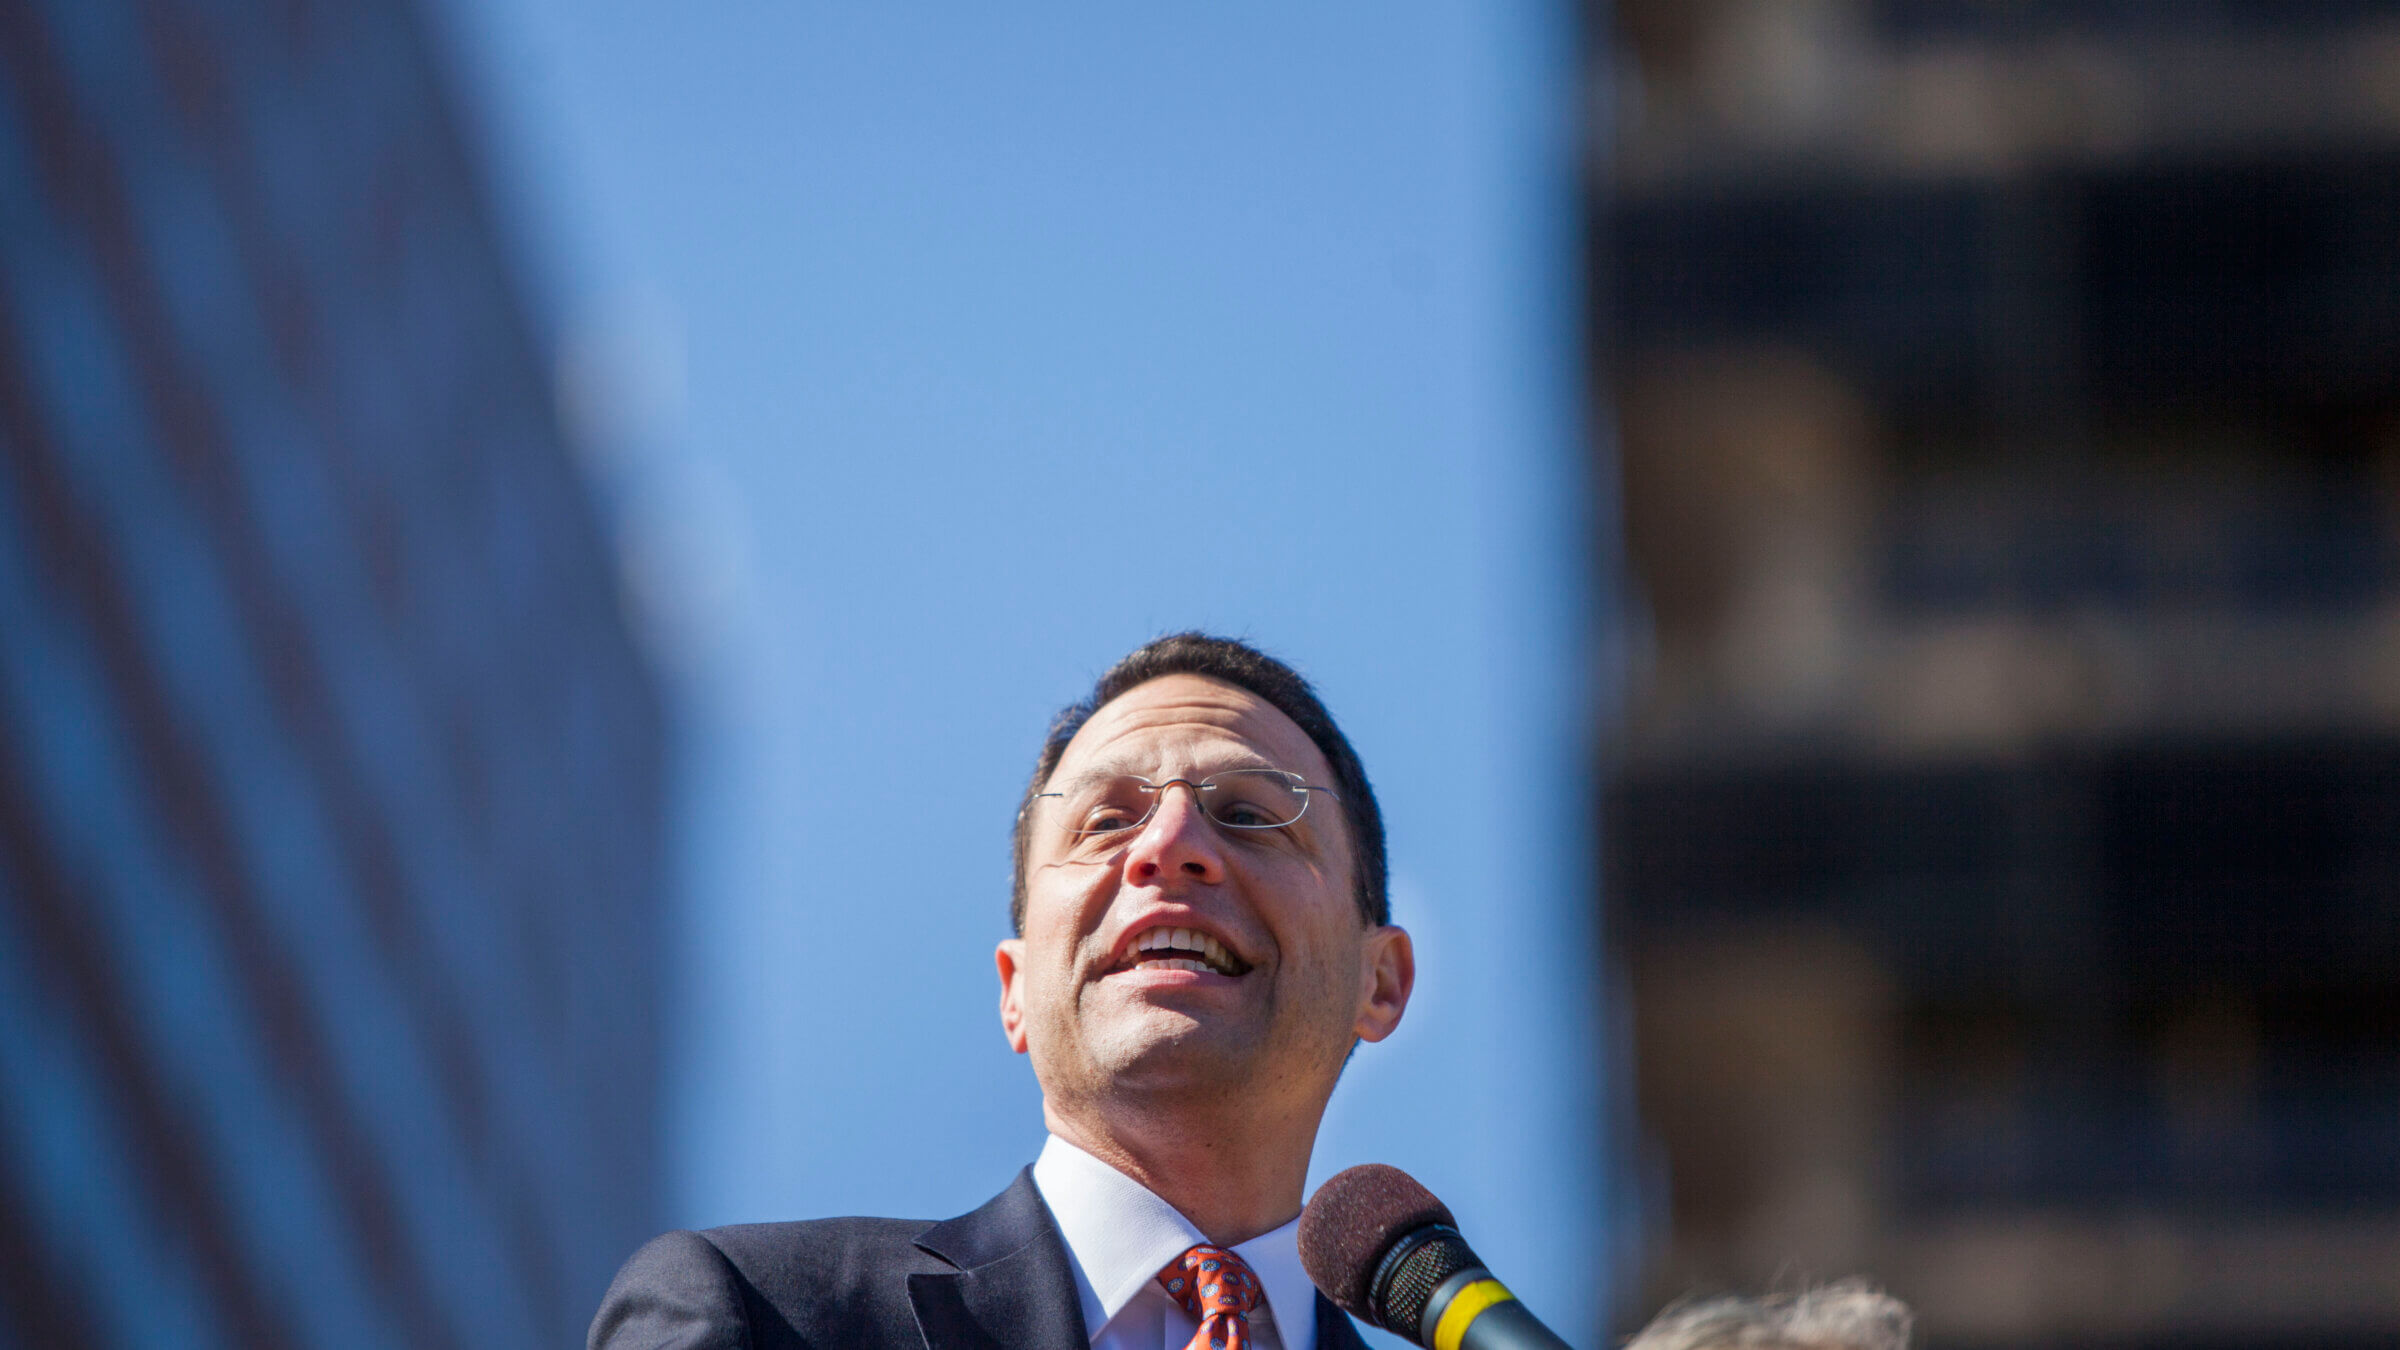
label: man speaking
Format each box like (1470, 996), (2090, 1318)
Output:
(591, 633), (1415, 1349)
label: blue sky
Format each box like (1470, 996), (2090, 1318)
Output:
(433, 3), (1614, 1339)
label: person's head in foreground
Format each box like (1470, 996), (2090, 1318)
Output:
(1001, 632), (1415, 1242)
(1624, 1282), (1913, 1350)
(591, 632), (1415, 1350)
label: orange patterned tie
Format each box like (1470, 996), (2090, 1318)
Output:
(1157, 1244), (1262, 1350)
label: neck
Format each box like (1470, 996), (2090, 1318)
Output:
(1043, 1091), (1324, 1246)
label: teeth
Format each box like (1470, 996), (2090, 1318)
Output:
(1129, 925), (1237, 974)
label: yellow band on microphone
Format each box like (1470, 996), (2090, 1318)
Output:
(1431, 1277), (1516, 1350)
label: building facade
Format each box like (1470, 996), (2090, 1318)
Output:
(0, 1), (669, 1346)
(1598, 2), (2400, 1347)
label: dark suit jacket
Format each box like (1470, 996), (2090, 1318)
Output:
(590, 1169), (1372, 1350)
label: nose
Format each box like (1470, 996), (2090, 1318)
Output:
(1123, 781), (1226, 887)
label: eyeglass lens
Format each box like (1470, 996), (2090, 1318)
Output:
(1058, 770), (1308, 835)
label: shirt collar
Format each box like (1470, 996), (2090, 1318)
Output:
(1031, 1134), (1317, 1350)
(1231, 1212), (1316, 1350)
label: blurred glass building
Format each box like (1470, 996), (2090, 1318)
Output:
(1598, 2), (2400, 1348)
(0, 1), (668, 1347)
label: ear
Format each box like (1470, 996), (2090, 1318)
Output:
(995, 938), (1031, 1054)
(1353, 925), (1414, 1044)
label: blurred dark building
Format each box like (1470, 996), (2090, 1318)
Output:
(0, 2), (669, 1348)
(1597, 3), (2400, 1348)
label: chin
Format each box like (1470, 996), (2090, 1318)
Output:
(1091, 1016), (1260, 1089)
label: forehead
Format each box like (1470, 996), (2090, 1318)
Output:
(1050, 673), (1335, 786)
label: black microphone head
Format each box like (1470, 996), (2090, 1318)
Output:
(1298, 1163), (1457, 1325)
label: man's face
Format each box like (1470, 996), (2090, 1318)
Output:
(997, 674), (1412, 1119)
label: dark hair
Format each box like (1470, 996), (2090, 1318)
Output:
(1011, 633), (1389, 934)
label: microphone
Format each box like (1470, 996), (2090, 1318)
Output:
(1297, 1164), (1574, 1350)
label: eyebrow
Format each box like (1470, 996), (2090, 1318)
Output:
(1047, 754), (1283, 793)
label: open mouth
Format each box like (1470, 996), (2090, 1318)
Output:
(1113, 925), (1252, 977)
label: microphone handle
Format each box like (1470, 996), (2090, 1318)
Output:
(1417, 1266), (1574, 1350)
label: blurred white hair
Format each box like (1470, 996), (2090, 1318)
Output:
(1622, 1280), (1912, 1350)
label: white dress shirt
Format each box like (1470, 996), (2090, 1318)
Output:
(1031, 1134), (1318, 1350)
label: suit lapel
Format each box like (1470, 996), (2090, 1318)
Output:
(908, 1169), (1088, 1350)
(1315, 1291), (1372, 1350)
